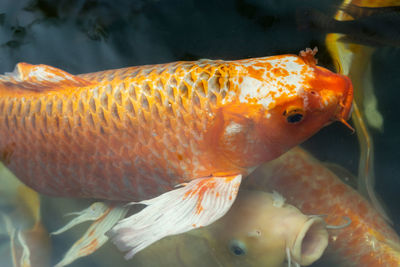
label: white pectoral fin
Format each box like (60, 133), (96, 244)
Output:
(54, 204), (129, 267)
(2, 213), (31, 267)
(107, 174), (242, 259)
(51, 202), (110, 235)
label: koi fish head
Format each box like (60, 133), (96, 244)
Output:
(201, 190), (328, 266)
(216, 48), (353, 168)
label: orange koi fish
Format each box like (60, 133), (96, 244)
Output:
(247, 147), (400, 266)
(0, 48), (353, 258)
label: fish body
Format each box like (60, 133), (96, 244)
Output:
(0, 50), (352, 201)
(248, 147), (400, 266)
(0, 50), (353, 259)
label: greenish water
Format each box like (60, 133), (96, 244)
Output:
(0, 0), (399, 266)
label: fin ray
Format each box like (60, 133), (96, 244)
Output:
(54, 203), (129, 267)
(51, 202), (109, 235)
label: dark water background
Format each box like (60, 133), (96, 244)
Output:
(0, 0), (399, 266)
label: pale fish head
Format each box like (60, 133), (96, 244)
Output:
(202, 190), (329, 267)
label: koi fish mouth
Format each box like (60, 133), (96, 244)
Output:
(336, 75), (354, 131)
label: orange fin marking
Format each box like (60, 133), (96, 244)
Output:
(184, 178), (217, 214)
(0, 62), (93, 91)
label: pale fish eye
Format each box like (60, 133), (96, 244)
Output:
(228, 239), (247, 256)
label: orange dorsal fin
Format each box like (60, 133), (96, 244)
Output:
(0, 62), (93, 92)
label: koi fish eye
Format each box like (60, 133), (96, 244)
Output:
(228, 239), (247, 256)
(283, 107), (304, 124)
